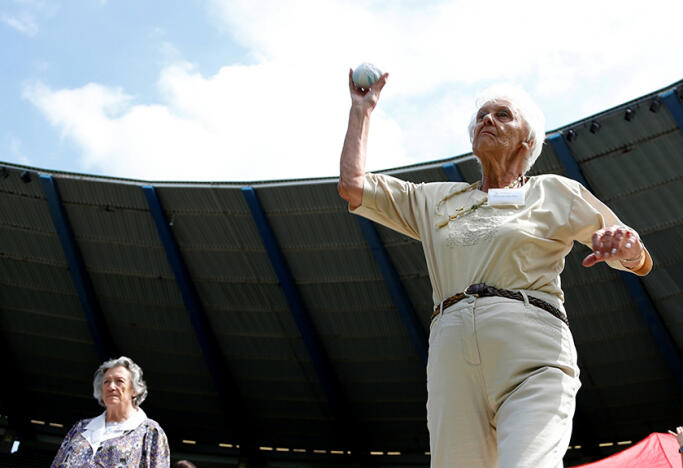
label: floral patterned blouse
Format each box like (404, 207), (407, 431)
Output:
(50, 416), (170, 468)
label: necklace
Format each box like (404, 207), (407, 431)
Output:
(436, 176), (524, 229)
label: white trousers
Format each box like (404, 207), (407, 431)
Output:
(427, 292), (581, 468)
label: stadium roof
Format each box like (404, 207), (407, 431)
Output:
(0, 79), (682, 467)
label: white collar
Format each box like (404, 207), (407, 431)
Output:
(82, 408), (147, 457)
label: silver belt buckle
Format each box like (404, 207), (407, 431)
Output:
(463, 287), (476, 303)
(464, 283), (487, 302)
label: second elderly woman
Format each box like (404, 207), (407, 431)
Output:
(338, 72), (652, 467)
(51, 356), (170, 468)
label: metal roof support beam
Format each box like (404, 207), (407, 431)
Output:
(662, 90), (683, 133)
(547, 135), (588, 186)
(548, 134), (683, 391)
(442, 162), (465, 182)
(349, 161), (466, 368)
(241, 187), (348, 416)
(40, 174), (117, 362)
(357, 218), (428, 366)
(620, 273), (683, 390)
(241, 187), (367, 457)
(142, 185), (257, 454)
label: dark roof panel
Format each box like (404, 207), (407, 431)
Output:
(1, 79), (681, 466)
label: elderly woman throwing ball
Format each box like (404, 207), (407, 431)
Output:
(338, 69), (652, 468)
(51, 356), (170, 468)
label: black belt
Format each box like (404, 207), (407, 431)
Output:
(432, 283), (569, 326)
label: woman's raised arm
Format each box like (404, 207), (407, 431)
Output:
(338, 69), (388, 209)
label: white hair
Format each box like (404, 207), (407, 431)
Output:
(93, 356), (148, 408)
(467, 84), (546, 174)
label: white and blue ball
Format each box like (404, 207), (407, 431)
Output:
(352, 63), (383, 88)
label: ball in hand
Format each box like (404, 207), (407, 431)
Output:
(352, 63), (383, 88)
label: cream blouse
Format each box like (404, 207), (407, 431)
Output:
(350, 173), (651, 305)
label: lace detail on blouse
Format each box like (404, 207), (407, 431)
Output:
(445, 207), (516, 247)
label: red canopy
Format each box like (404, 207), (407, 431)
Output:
(572, 433), (681, 468)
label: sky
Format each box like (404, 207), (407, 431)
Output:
(2, 0), (682, 182)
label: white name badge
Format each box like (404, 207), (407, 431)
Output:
(488, 188), (525, 206)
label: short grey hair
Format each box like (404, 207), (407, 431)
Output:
(467, 84), (546, 174)
(93, 356), (148, 408)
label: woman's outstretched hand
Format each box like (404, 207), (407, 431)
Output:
(582, 225), (644, 268)
(348, 68), (389, 113)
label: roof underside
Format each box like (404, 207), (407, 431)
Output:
(0, 79), (682, 467)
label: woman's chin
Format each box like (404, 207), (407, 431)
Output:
(104, 398), (121, 407)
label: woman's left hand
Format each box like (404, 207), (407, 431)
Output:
(582, 225), (644, 268)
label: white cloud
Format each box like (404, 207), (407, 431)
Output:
(22, 65), (412, 181)
(2, 0), (58, 37)
(22, 0), (683, 181)
(1, 13), (38, 36)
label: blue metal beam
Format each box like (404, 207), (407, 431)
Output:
(350, 163), (466, 368)
(620, 273), (683, 390)
(40, 174), (116, 362)
(142, 185), (256, 449)
(240, 187), (352, 423)
(548, 134), (588, 187)
(662, 90), (683, 132)
(357, 217), (428, 366)
(548, 133), (683, 391)
(442, 162), (465, 182)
